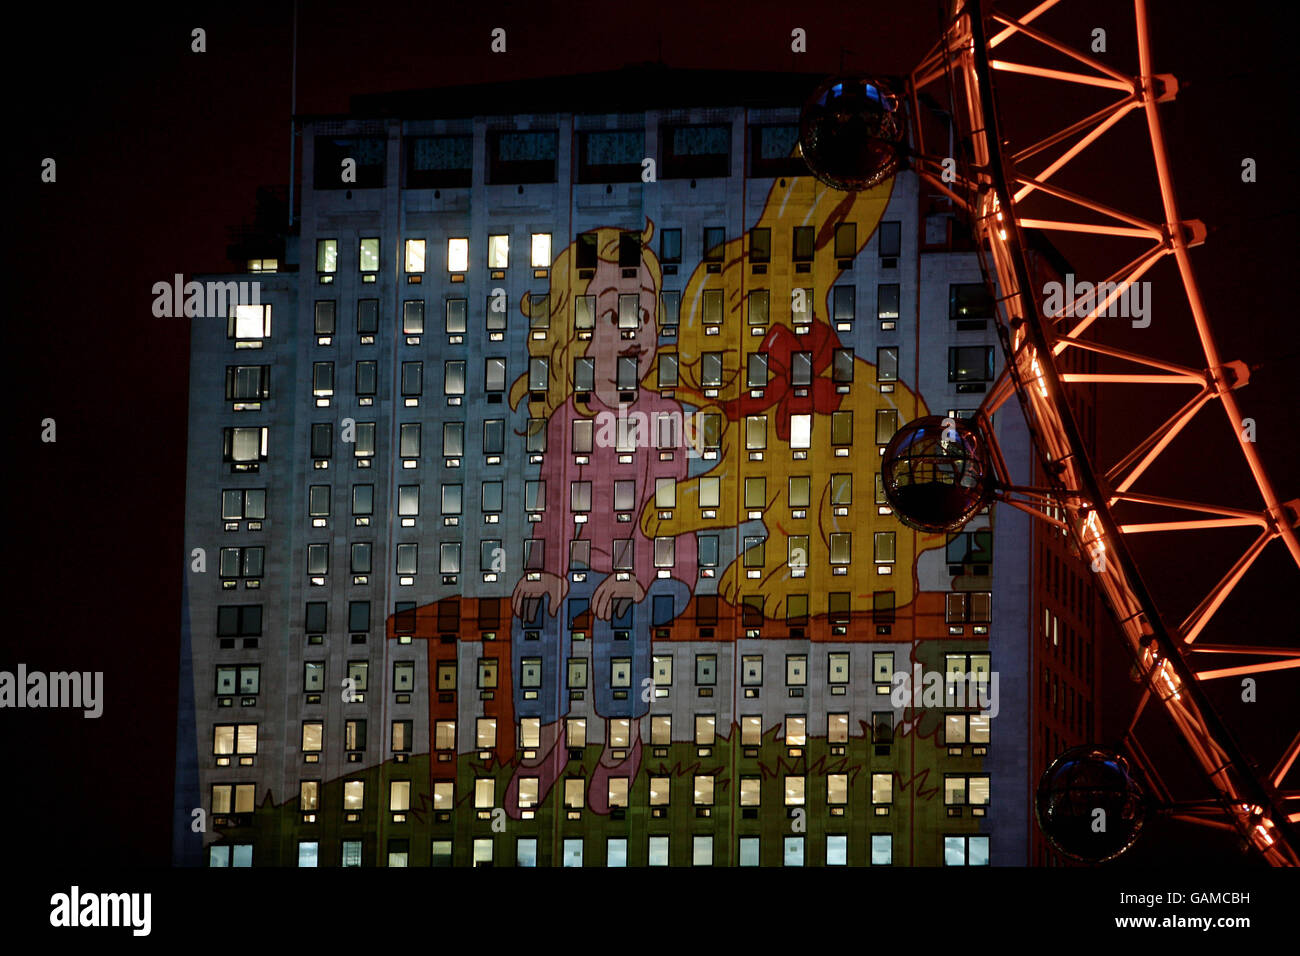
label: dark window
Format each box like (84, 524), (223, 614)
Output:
(348, 601), (370, 634)
(879, 221), (901, 257)
(948, 346), (995, 382)
(949, 283), (995, 320)
(305, 602), (327, 633)
(405, 135), (473, 189)
(488, 130), (558, 185)
(314, 136), (385, 189)
(575, 129), (644, 183)
(218, 605), (262, 637)
(576, 233), (598, 270)
(314, 301), (336, 335)
(618, 233), (641, 269)
(311, 424), (332, 459)
(660, 229), (681, 264)
(749, 124), (804, 177)
(661, 124), (730, 179)
(750, 228), (771, 263)
(834, 223), (857, 259)
(703, 228), (725, 262)
(793, 226), (814, 261)
(357, 299), (378, 335)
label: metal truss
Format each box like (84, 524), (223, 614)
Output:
(909, 0), (1299, 864)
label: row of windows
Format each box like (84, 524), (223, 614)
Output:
(215, 831), (989, 867)
(224, 710), (989, 755)
(227, 345), (904, 406)
(223, 395), (1002, 472)
(316, 125), (898, 189)
(313, 221), (906, 277)
(227, 283), (990, 349)
(215, 770), (988, 816)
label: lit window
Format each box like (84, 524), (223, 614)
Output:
(871, 834), (892, 865)
(785, 715), (806, 747)
(316, 239), (337, 274)
(488, 234), (509, 269)
(872, 772), (893, 805)
(693, 774), (714, 806)
(693, 836), (713, 867)
(447, 238), (468, 273)
(790, 414), (811, 449)
(745, 415), (767, 450)
(359, 238), (379, 273)
(404, 239), (425, 273)
(741, 716), (762, 746)
(531, 233), (551, 268)
(784, 775), (805, 806)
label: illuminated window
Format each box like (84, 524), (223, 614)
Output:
(944, 835), (990, 866)
(785, 715), (806, 746)
(447, 238), (468, 273)
(531, 233), (551, 268)
(693, 774), (714, 806)
(316, 239), (337, 274)
(488, 234), (509, 269)
(872, 834), (893, 865)
(872, 772), (893, 805)
(746, 415), (767, 450)
(741, 716), (762, 746)
(784, 775), (805, 806)
(404, 239), (425, 273)
(359, 238), (379, 273)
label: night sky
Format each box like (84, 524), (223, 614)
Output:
(8, 0), (1295, 866)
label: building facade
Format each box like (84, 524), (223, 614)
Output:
(175, 69), (1090, 867)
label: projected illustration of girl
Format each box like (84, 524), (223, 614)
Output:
(502, 175), (947, 815)
(505, 222), (694, 811)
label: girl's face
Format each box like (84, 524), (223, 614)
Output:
(589, 256), (657, 408)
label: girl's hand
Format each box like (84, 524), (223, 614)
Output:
(511, 571), (568, 619)
(591, 575), (646, 620)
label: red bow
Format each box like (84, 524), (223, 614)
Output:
(723, 319), (843, 441)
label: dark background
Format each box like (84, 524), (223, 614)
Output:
(7, 0), (1295, 866)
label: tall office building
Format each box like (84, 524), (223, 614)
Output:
(174, 67), (1101, 867)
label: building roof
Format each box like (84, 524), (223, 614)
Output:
(295, 65), (904, 121)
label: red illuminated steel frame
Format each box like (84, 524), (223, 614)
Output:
(909, 0), (1299, 864)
